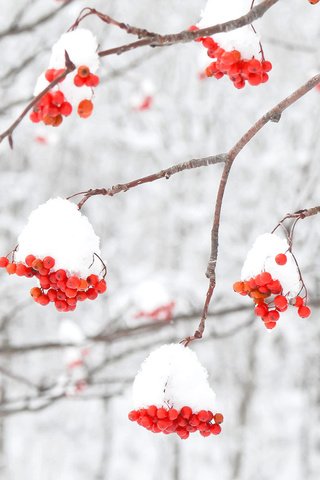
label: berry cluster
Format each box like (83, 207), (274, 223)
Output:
(30, 90), (72, 127)
(74, 65), (99, 88)
(0, 255), (107, 312)
(189, 26), (272, 89)
(30, 65), (99, 126)
(233, 254), (311, 329)
(128, 405), (223, 439)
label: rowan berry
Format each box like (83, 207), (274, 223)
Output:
(16, 264), (27, 276)
(86, 74), (100, 87)
(274, 295), (288, 312)
(168, 408), (179, 421)
(51, 91), (65, 106)
(96, 279), (107, 294)
(43, 256), (55, 270)
(180, 406), (192, 419)
(6, 263), (16, 274)
(60, 102), (72, 116)
(275, 253), (287, 265)
(78, 99), (93, 118)
(55, 300), (68, 312)
(298, 306), (311, 318)
(254, 303), (268, 317)
(32, 259), (43, 271)
(156, 408), (168, 419)
(66, 276), (81, 290)
(214, 413), (224, 424)
(210, 424), (222, 435)
(233, 281), (244, 293)
(0, 257), (9, 267)
(47, 289), (58, 301)
(77, 291), (87, 301)
(147, 405), (157, 417)
(87, 288), (98, 300)
(77, 65), (90, 78)
(25, 255), (36, 267)
(55, 269), (67, 281)
(37, 294), (50, 306)
(198, 410), (210, 422)
(128, 410), (139, 421)
(30, 287), (42, 298)
(294, 296), (304, 307)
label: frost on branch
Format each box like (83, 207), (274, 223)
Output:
(193, 0), (272, 88)
(0, 198), (107, 312)
(30, 29), (100, 127)
(233, 233), (311, 329)
(128, 344), (224, 439)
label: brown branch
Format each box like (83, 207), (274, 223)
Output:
(0, 56), (76, 148)
(183, 73), (320, 345)
(68, 154), (227, 208)
(0, 0), (279, 144)
(97, 0), (280, 57)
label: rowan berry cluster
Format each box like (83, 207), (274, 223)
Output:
(233, 253), (311, 329)
(0, 254), (106, 312)
(128, 405), (223, 439)
(190, 26), (272, 89)
(30, 65), (98, 126)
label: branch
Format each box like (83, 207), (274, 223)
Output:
(0, 0), (279, 145)
(95, 0), (280, 56)
(68, 154), (227, 208)
(183, 73), (320, 345)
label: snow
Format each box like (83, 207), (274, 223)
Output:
(197, 0), (261, 58)
(34, 28), (100, 107)
(15, 198), (102, 277)
(241, 233), (301, 298)
(132, 344), (216, 411)
(59, 319), (86, 344)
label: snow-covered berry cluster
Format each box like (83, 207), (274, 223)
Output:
(194, 0), (272, 88)
(0, 198), (107, 312)
(30, 29), (100, 127)
(129, 344), (223, 439)
(233, 233), (311, 329)
(129, 405), (223, 439)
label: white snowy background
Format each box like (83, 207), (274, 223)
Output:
(0, 0), (320, 479)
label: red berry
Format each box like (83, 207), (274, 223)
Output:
(86, 74), (100, 87)
(189, 414), (200, 426)
(262, 60), (272, 72)
(31, 259), (43, 271)
(25, 255), (36, 267)
(66, 297), (77, 306)
(30, 287), (42, 298)
(45, 69), (55, 82)
(140, 416), (152, 429)
(0, 257), (9, 267)
(77, 65), (90, 78)
(56, 290), (67, 301)
(60, 102), (72, 116)
(210, 424), (222, 435)
(294, 296), (304, 307)
(180, 406), (192, 419)
(168, 408), (179, 421)
(15, 264), (27, 276)
(214, 413), (224, 424)
(66, 276), (81, 290)
(55, 269), (67, 281)
(275, 253), (287, 265)
(37, 294), (50, 306)
(254, 303), (268, 317)
(156, 408), (168, 419)
(260, 272), (272, 284)
(87, 288), (98, 300)
(147, 405), (157, 417)
(200, 430), (211, 437)
(6, 263), (16, 274)
(74, 75), (85, 87)
(78, 279), (88, 291)
(77, 291), (87, 301)
(158, 420), (172, 431)
(265, 321), (277, 330)
(198, 410), (209, 422)
(43, 256), (55, 270)
(87, 274), (99, 286)
(274, 295), (288, 312)
(268, 310), (280, 322)
(128, 410), (139, 421)
(51, 91), (65, 106)
(298, 306), (311, 318)
(78, 99), (93, 118)
(47, 289), (57, 301)
(96, 279), (107, 294)
(55, 300), (68, 312)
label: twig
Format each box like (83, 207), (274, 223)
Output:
(182, 73), (320, 345)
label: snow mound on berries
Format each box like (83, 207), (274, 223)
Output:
(34, 29), (99, 105)
(15, 198), (101, 277)
(241, 233), (301, 298)
(133, 344), (216, 411)
(197, 0), (261, 58)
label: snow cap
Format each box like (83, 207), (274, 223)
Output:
(133, 344), (216, 411)
(241, 233), (301, 298)
(197, 0), (261, 58)
(15, 198), (102, 277)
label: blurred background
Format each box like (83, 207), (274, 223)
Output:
(0, 0), (320, 479)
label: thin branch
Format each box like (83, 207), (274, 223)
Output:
(68, 154), (227, 208)
(0, 0), (279, 145)
(183, 73), (320, 345)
